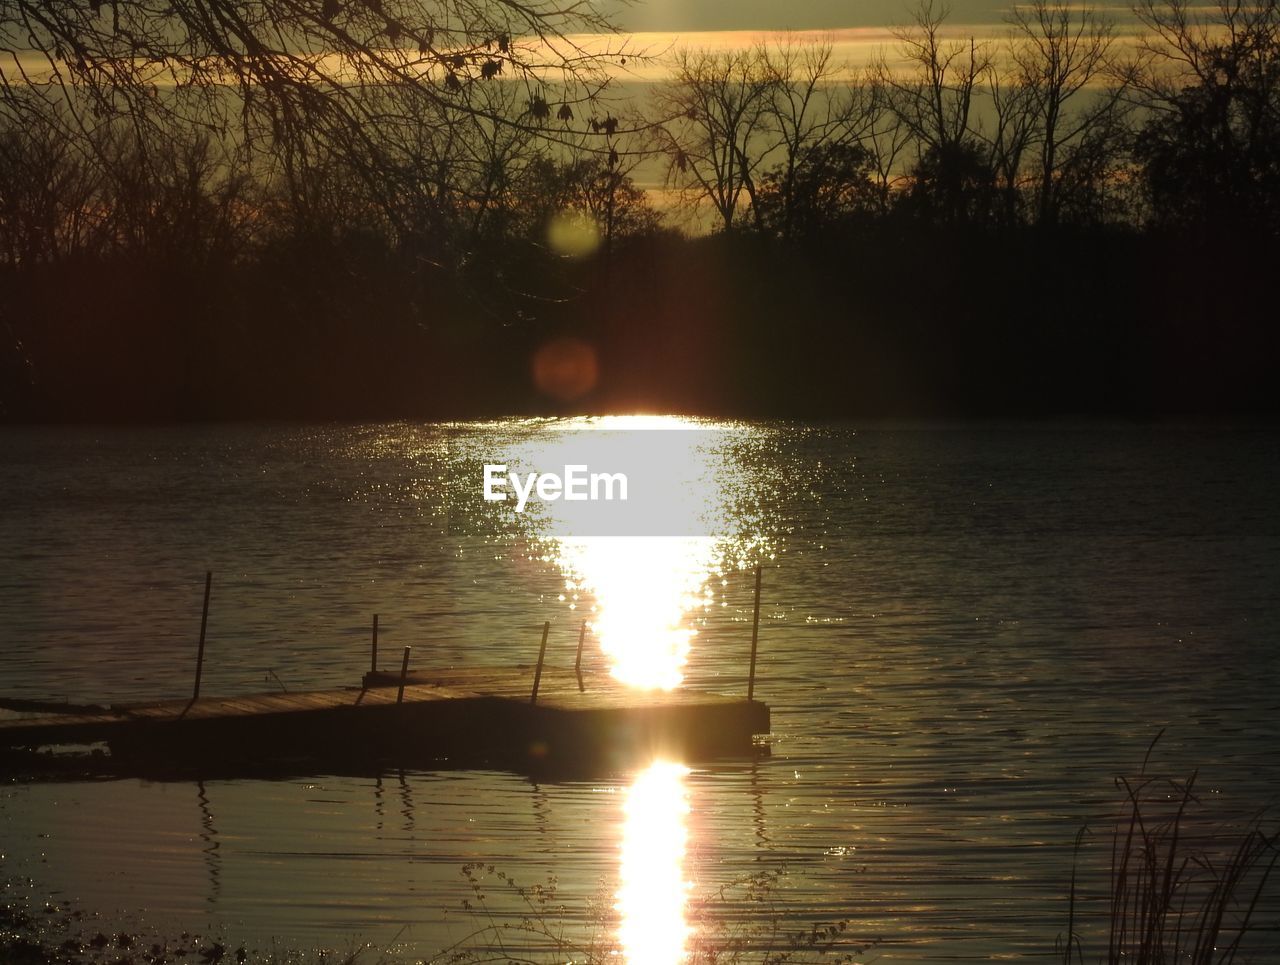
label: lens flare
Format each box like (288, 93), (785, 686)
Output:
(618, 760), (692, 965)
(532, 337), (599, 402)
(546, 208), (602, 258)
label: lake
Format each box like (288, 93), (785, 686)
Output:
(1, 419), (1277, 962)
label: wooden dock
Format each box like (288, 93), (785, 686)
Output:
(0, 665), (770, 775)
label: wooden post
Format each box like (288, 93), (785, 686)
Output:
(748, 564), (762, 701)
(575, 620), (587, 693)
(193, 570), (212, 701)
(397, 646), (410, 704)
(371, 614), (379, 673)
(531, 621), (550, 705)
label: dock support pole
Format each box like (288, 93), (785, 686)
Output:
(397, 646), (410, 704)
(371, 614), (379, 673)
(574, 620), (586, 692)
(748, 564), (762, 701)
(193, 570), (212, 701)
(531, 621), (550, 705)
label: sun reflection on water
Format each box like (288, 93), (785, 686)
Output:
(554, 536), (718, 690)
(458, 414), (777, 691)
(536, 417), (755, 691)
(618, 760), (692, 965)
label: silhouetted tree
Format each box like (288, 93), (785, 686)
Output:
(986, 56), (1040, 224)
(1132, 0), (1280, 235)
(100, 123), (255, 264)
(655, 39), (885, 235)
(755, 38), (875, 239)
(261, 130), (384, 245)
(878, 2), (992, 154)
(861, 76), (916, 213)
(0, 98), (104, 265)
(901, 139), (999, 224)
(520, 154), (659, 253)
(652, 47), (774, 232)
(1, 0), (627, 232)
(1006, 0), (1132, 226)
(567, 157), (660, 252)
(755, 141), (880, 237)
(877, 0), (998, 224)
(0, 93), (255, 266)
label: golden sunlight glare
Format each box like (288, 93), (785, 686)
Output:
(554, 536), (717, 690)
(542, 417), (728, 690)
(618, 760), (692, 965)
(489, 415), (761, 691)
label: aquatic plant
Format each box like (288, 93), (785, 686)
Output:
(3, 856), (872, 965)
(428, 861), (874, 964)
(1059, 739), (1278, 965)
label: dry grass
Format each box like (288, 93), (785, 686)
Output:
(1059, 734), (1279, 965)
(424, 862), (873, 964)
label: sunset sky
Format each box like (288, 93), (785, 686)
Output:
(579, 0), (1146, 85)
(606, 0), (1135, 33)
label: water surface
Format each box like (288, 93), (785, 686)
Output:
(1, 421), (1277, 961)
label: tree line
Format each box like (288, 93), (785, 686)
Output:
(657, 0), (1279, 237)
(1, 0), (1277, 419)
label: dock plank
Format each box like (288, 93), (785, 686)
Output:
(0, 666), (769, 769)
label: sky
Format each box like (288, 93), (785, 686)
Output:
(605, 0), (1136, 34)
(584, 0), (1144, 205)
(584, 0), (1145, 82)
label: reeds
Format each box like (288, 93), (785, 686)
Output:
(1060, 736), (1278, 965)
(429, 863), (873, 964)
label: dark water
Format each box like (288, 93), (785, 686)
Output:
(1, 421), (1278, 961)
